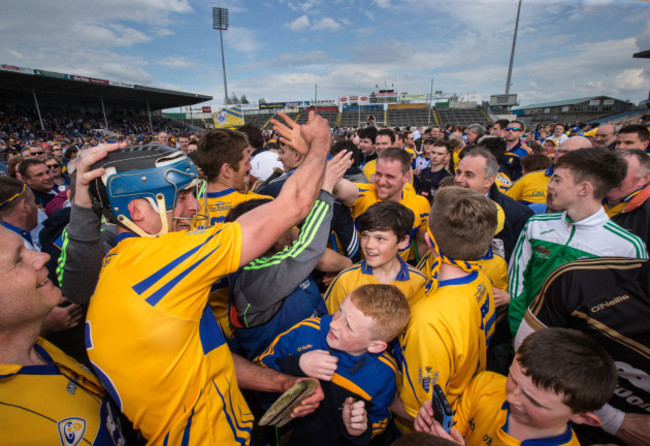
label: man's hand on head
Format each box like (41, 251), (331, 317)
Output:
(73, 142), (127, 208)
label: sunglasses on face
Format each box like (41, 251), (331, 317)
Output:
(47, 164), (60, 169)
(505, 127), (522, 132)
(31, 151), (45, 156)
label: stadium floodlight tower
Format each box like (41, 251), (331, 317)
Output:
(212, 7), (230, 105)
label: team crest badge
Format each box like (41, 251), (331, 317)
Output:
(58, 417), (86, 446)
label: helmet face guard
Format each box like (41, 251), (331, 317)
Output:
(89, 145), (207, 237)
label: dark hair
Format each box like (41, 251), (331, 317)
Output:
(521, 154), (552, 173)
(237, 123), (265, 150)
(17, 159), (46, 179)
(225, 198), (273, 223)
(194, 129), (249, 182)
(618, 124), (650, 143)
(378, 147), (412, 174)
(377, 128), (396, 144)
(430, 139), (452, 155)
(476, 136), (507, 162)
(517, 328), (617, 414)
(494, 119), (509, 129)
(358, 201), (414, 241)
(331, 139), (361, 167)
(63, 147), (79, 160)
(358, 126), (378, 144)
(554, 147), (627, 198)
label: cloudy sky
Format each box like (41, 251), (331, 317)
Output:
(1, 0), (649, 108)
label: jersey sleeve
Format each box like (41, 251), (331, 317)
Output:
(254, 318), (321, 370)
(507, 219), (533, 335)
(59, 203), (108, 304)
(368, 362), (398, 438)
(323, 267), (354, 314)
(233, 192), (334, 326)
(331, 201), (360, 260)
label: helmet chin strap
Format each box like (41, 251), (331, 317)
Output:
(118, 194), (169, 238)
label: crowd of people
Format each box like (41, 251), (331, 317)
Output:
(1, 106), (649, 446)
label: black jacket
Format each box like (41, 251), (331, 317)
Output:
(488, 183), (534, 263)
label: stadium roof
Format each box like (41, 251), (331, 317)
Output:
(633, 49), (650, 59)
(513, 96), (622, 110)
(0, 64), (211, 111)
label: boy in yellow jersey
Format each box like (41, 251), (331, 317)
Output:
(414, 328), (617, 446)
(256, 284), (411, 446)
(324, 200), (426, 313)
(335, 147), (430, 262)
(395, 187), (497, 431)
(191, 128), (273, 336)
(82, 113), (329, 445)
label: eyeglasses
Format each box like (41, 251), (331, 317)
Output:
(505, 127), (522, 132)
(46, 164), (60, 169)
(0, 183), (26, 208)
(52, 360), (107, 399)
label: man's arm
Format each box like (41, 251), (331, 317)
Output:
(59, 143), (126, 304)
(332, 177), (360, 206)
(236, 112), (331, 267)
(232, 354), (324, 418)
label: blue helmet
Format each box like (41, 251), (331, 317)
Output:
(89, 144), (200, 236)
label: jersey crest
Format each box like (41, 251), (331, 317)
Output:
(57, 417), (87, 446)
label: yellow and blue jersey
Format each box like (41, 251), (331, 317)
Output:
(505, 169), (551, 205)
(86, 224), (253, 445)
(0, 338), (126, 446)
(202, 188), (273, 226)
(351, 184), (430, 261)
(399, 270), (495, 424)
(324, 257), (426, 314)
(255, 316), (398, 441)
(453, 372), (580, 446)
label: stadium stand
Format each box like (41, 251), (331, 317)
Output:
(386, 104), (435, 127)
(436, 107), (490, 127)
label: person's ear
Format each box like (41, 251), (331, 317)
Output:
(578, 181), (592, 197)
(220, 162), (233, 179)
(570, 411), (601, 427)
(128, 199), (146, 222)
(397, 235), (411, 251)
(367, 340), (387, 354)
(424, 231), (433, 249)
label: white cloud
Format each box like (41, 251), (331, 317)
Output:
(311, 17), (342, 31)
(156, 56), (193, 69)
(373, 0), (391, 8)
(224, 27), (265, 54)
(286, 15), (310, 31)
(614, 69), (649, 90)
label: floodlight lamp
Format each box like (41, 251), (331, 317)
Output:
(212, 7), (229, 30)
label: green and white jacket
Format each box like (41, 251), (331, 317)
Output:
(508, 208), (647, 335)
